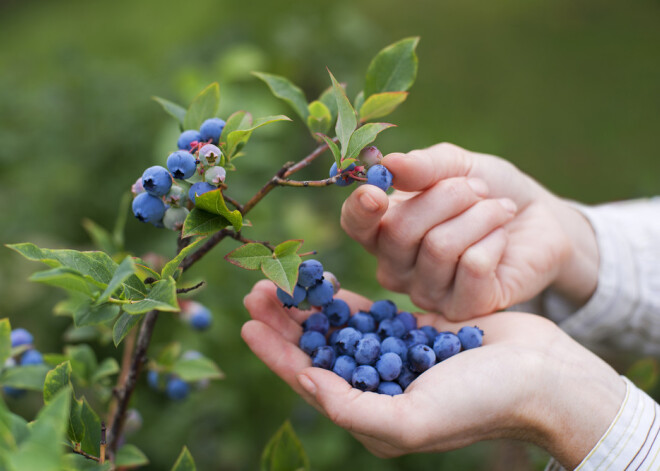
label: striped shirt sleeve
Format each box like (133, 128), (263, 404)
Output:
(545, 377), (660, 471)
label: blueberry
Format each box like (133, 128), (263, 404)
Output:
(402, 329), (429, 349)
(132, 193), (166, 225)
(205, 166), (227, 186)
(332, 355), (357, 383)
(163, 207), (189, 231)
(3, 386), (25, 399)
(199, 118), (226, 144)
(311, 346), (336, 370)
(362, 332), (381, 342)
(189, 307), (212, 331)
(377, 381), (403, 396)
(303, 313), (330, 335)
(395, 311), (417, 332)
(167, 151), (197, 180)
(165, 184), (188, 208)
(188, 181), (216, 204)
(21, 350), (43, 366)
(199, 144), (222, 167)
(397, 365), (418, 390)
(407, 344), (436, 373)
(328, 330), (341, 346)
(276, 285), (307, 308)
(329, 162), (356, 187)
(147, 370), (161, 390)
(376, 352), (403, 381)
(457, 326), (484, 350)
(377, 318), (406, 339)
(370, 300), (397, 322)
(166, 377), (189, 400)
(420, 326), (439, 345)
(10, 328), (33, 348)
(354, 337), (381, 365)
(299, 331), (326, 355)
(298, 260), (324, 288)
(380, 336), (407, 361)
(352, 365), (380, 392)
(366, 164), (393, 192)
(322, 299), (350, 326)
(348, 311), (376, 333)
(433, 332), (462, 361)
(307, 280), (334, 306)
(177, 130), (202, 151)
(335, 327), (362, 356)
(359, 146), (383, 168)
(141, 166), (173, 197)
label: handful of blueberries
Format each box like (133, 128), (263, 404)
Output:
(278, 260), (484, 396)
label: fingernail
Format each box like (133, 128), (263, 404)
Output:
(359, 191), (380, 212)
(497, 198), (517, 214)
(298, 374), (317, 395)
(467, 178), (489, 197)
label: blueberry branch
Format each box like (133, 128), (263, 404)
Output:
(273, 175), (341, 187)
(222, 193), (244, 213)
(71, 448), (100, 462)
(176, 280), (206, 294)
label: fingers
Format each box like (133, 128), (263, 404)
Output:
(409, 198), (516, 312)
(340, 185), (389, 253)
(244, 281), (302, 343)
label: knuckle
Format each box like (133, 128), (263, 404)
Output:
(376, 265), (405, 292)
(422, 230), (455, 262)
(460, 246), (493, 279)
(379, 217), (412, 248)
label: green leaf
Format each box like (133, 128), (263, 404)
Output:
(96, 256), (136, 304)
(0, 365), (49, 391)
(224, 115), (292, 158)
(122, 278), (179, 315)
(261, 251), (301, 296)
(315, 134), (341, 169)
(91, 358), (119, 383)
(252, 72), (309, 121)
(306, 101), (331, 136)
(359, 92), (408, 122)
(68, 395), (85, 445)
(156, 342), (181, 368)
(112, 192), (132, 251)
(626, 357), (659, 392)
(62, 454), (112, 471)
(65, 345), (97, 383)
(193, 190), (243, 231)
(182, 208), (231, 238)
(113, 313), (143, 347)
(274, 240), (303, 257)
(219, 110), (251, 145)
(328, 69), (357, 158)
(353, 90), (365, 115)
(73, 301), (120, 328)
(0, 394), (24, 452)
(184, 82), (220, 130)
(29, 267), (97, 296)
(0, 319), (10, 369)
(225, 243), (272, 270)
(364, 37), (419, 98)
(43, 361), (72, 405)
(161, 237), (208, 279)
(153, 96), (187, 126)
(172, 357), (224, 382)
(81, 219), (116, 255)
(171, 446), (196, 471)
(116, 444), (149, 467)
(344, 123), (395, 161)
(79, 397), (101, 457)
(318, 85), (338, 122)
(133, 258), (161, 281)
(260, 421), (310, 471)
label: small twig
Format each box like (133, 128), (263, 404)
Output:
(283, 140), (334, 177)
(273, 175), (340, 187)
(177, 281), (206, 294)
(299, 251), (317, 257)
(224, 230), (275, 251)
(100, 422), (106, 464)
(222, 193), (244, 213)
(242, 162), (294, 215)
(71, 448), (100, 462)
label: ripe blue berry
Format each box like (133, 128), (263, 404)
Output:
(142, 166), (173, 197)
(132, 193), (166, 224)
(352, 365), (380, 392)
(276, 285), (307, 308)
(298, 260), (324, 288)
(199, 118), (226, 144)
(188, 181), (216, 204)
(377, 381), (403, 396)
(329, 162), (356, 187)
(395, 311), (417, 332)
(10, 328), (33, 348)
(397, 365), (418, 390)
(420, 326), (439, 345)
(299, 331), (327, 355)
(166, 377), (189, 400)
(311, 346), (335, 370)
(147, 370), (161, 390)
(354, 337), (381, 365)
(303, 313), (330, 335)
(189, 308), (212, 331)
(377, 318), (406, 339)
(167, 151), (197, 180)
(380, 336), (407, 361)
(199, 144), (222, 167)
(335, 327), (362, 356)
(457, 326), (484, 350)
(348, 311), (376, 333)
(362, 332), (381, 342)
(366, 164), (393, 192)
(433, 332), (462, 361)
(402, 329), (429, 349)
(407, 344), (436, 373)
(333, 355), (357, 383)
(205, 166), (227, 185)
(376, 352), (403, 381)
(369, 300), (397, 322)
(307, 280), (334, 306)
(177, 130), (202, 151)
(322, 298), (350, 326)
(21, 349), (43, 366)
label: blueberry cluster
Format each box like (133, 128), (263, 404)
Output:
(179, 300), (213, 331)
(131, 117), (228, 230)
(275, 260), (340, 310)
(147, 350), (209, 401)
(329, 146), (394, 192)
(3, 328), (45, 398)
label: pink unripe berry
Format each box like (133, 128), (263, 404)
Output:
(359, 146), (383, 168)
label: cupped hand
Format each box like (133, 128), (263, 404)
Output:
(241, 280), (624, 469)
(340, 143), (599, 319)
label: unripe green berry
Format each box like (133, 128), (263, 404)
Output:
(165, 184), (188, 207)
(359, 146), (383, 168)
(205, 166), (227, 186)
(163, 207), (189, 231)
(199, 144), (222, 167)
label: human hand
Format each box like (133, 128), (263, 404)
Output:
(242, 281), (624, 469)
(341, 143), (600, 319)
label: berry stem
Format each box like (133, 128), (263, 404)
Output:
(71, 448), (100, 462)
(176, 280), (206, 294)
(222, 193), (244, 213)
(282, 138), (337, 178)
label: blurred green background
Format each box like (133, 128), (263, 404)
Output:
(1, 0), (658, 469)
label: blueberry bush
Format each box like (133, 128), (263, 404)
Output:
(0, 38), (421, 470)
